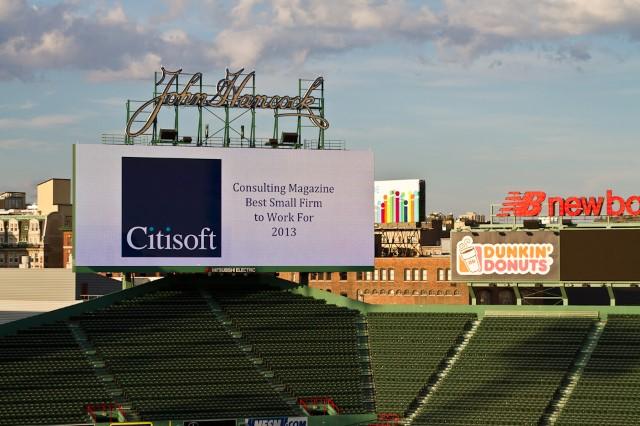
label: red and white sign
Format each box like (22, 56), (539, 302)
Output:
(497, 190), (640, 217)
(456, 236), (554, 276)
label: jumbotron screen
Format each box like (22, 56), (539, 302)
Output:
(74, 144), (373, 271)
(560, 229), (640, 281)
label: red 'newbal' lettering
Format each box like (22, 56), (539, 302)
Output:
(581, 196), (604, 216)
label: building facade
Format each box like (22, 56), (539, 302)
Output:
(0, 179), (71, 268)
(306, 256), (469, 304)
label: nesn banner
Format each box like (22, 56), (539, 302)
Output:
(244, 417), (307, 426)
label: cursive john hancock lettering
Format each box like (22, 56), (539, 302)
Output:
(126, 68), (329, 137)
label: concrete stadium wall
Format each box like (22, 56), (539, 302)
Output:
(0, 268), (75, 300)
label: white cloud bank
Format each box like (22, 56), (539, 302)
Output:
(1, 0), (640, 80)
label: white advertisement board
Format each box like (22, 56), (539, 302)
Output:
(74, 144), (373, 271)
(374, 179), (424, 223)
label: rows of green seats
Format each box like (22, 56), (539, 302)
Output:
(0, 322), (110, 426)
(412, 317), (594, 425)
(77, 290), (298, 420)
(557, 315), (640, 426)
(367, 313), (476, 416)
(211, 286), (372, 414)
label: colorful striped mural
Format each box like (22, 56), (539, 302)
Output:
(376, 189), (421, 224)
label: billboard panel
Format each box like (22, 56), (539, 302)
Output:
(374, 179), (425, 223)
(74, 145), (373, 271)
(560, 229), (640, 281)
(451, 231), (560, 282)
(245, 418), (307, 426)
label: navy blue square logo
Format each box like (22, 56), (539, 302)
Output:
(122, 157), (221, 257)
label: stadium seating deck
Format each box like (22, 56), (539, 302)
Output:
(76, 289), (298, 420)
(367, 312), (476, 416)
(6, 277), (640, 425)
(557, 315), (640, 426)
(411, 316), (594, 425)
(210, 285), (372, 414)
(0, 322), (110, 426)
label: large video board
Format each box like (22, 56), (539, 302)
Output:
(560, 229), (640, 281)
(74, 145), (373, 271)
(451, 231), (560, 282)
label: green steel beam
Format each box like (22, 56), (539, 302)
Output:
(560, 286), (569, 306)
(607, 284), (616, 306)
(513, 286), (522, 306)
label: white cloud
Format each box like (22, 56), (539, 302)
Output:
(161, 29), (189, 45)
(0, 0), (22, 21)
(1, 0), (640, 80)
(0, 138), (51, 151)
(0, 114), (78, 129)
(87, 53), (162, 82)
(98, 4), (127, 26)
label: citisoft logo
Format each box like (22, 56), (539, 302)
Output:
(125, 226), (217, 251)
(121, 157), (221, 258)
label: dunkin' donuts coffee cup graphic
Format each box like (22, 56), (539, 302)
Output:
(455, 234), (554, 276)
(457, 236), (481, 274)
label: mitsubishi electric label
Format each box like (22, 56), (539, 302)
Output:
(451, 231), (559, 282)
(74, 144), (373, 270)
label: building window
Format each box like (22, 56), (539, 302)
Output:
(413, 268), (420, 281)
(445, 290), (452, 296)
(366, 271), (373, 281)
(421, 269), (428, 281)
(325, 272), (332, 281)
(339, 272), (347, 281)
(447, 268), (452, 281)
(438, 268), (446, 281)
(429, 289), (435, 296)
(372, 289), (378, 295)
(389, 269), (395, 281)
(389, 290), (395, 295)
(454, 289), (461, 296)
(381, 269), (388, 281)
(404, 268), (411, 281)
(380, 289), (387, 295)
(373, 269), (380, 281)
(437, 290), (443, 296)
(340, 292), (348, 297)
(356, 272), (363, 281)
(310, 273), (318, 281)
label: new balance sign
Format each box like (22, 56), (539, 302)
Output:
(497, 190), (640, 217)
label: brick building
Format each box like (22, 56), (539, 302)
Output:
(304, 256), (468, 304)
(0, 179), (71, 268)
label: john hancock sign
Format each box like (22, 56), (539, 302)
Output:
(126, 68), (329, 138)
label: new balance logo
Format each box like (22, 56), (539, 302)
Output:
(497, 190), (640, 217)
(497, 191), (546, 217)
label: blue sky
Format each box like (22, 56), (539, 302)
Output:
(1, 0), (640, 215)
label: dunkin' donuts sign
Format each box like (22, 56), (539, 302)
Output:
(451, 231), (560, 282)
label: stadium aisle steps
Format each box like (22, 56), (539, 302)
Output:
(200, 290), (306, 414)
(367, 312), (478, 418)
(542, 319), (605, 424)
(67, 320), (142, 421)
(0, 321), (112, 426)
(209, 283), (374, 414)
(556, 315), (640, 426)
(409, 316), (594, 426)
(75, 288), (299, 420)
